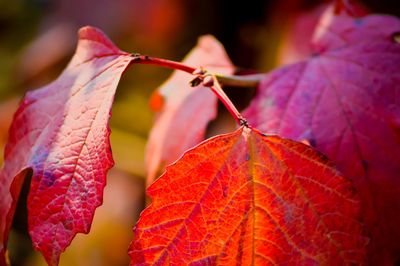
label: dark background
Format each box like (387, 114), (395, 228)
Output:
(0, 0), (399, 265)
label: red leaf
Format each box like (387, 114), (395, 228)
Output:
(130, 127), (367, 265)
(277, 2), (368, 66)
(145, 35), (234, 185)
(0, 26), (133, 265)
(244, 7), (400, 263)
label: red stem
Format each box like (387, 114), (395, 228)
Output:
(132, 55), (196, 74)
(210, 75), (247, 127)
(131, 54), (248, 126)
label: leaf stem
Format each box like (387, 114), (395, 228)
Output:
(131, 54), (261, 88)
(132, 54), (196, 74)
(131, 53), (250, 126)
(209, 75), (248, 127)
(214, 73), (263, 88)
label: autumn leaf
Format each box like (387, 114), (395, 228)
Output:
(244, 6), (400, 263)
(130, 126), (367, 265)
(0, 26), (134, 265)
(145, 35), (234, 185)
(276, 2), (368, 66)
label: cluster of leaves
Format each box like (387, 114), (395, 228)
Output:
(0, 3), (399, 266)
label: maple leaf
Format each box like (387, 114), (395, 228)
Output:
(0, 26), (134, 265)
(145, 35), (234, 185)
(130, 126), (367, 265)
(244, 6), (400, 263)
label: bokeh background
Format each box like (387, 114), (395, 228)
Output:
(0, 0), (399, 265)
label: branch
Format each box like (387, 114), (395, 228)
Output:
(131, 54), (262, 88)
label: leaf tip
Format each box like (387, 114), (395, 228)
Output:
(77, 26), (121, 55)
(197, 34), (219, 45)
(78, 26), (105, 40)
(44, 253), (60, 266)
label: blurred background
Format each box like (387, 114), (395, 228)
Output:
(0, 0), (399, 265)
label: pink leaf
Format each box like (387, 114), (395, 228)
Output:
(145, 35), (234, 185)
(244, 6), (400, 263)
(277, 2), (368, 66)
(0, 26), (133, 265)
